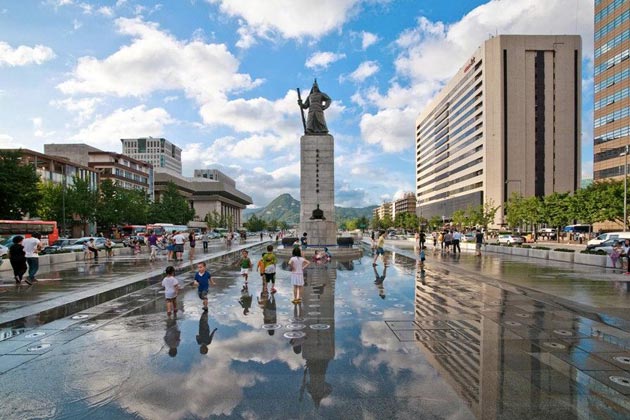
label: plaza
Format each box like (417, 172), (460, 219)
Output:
(1, 240), (630, 419)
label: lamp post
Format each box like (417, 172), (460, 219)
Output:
(622, 145), (629, 232)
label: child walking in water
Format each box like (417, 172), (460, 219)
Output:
(289, 247), (310, 304)
(239, 249), (252, 284)
(193, 262), (215, 311)
(162, 266), (180, 317)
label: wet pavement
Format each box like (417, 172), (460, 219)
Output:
(1, 247), (630, 419)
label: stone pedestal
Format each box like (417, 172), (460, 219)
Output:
(300, 135), (337, 246)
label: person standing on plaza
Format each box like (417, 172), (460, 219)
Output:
(262, 244), (278, 293)
(452, 230), (462, 254)
(623, 239), (630, 275)
(300, 232), (308, 251)
(444, 230), (453, 253)
(372, 231), (386, 266)
(88, 238), (99, 261)
(147, 230), (159, 262)
(438, 231), (444, 251)
(172, 230), (186, 261)
(104, 238), (114, 258)
(289, 247), (310, 304)
(202, 231), (209, 252)
(260, 232), (264, 242)
(166, 234), (175, 261)
(475, 229), (485, 257)
(239, 249), (252, 284)
(610, 241), (622, 269)
(9, 236), (28, 285)
(419, 231), (426, 250)
(22, 232), (42, 283)
(161, 265), (180, 317)
(194, 261), (215, 311)
(188, 231), (196, 261)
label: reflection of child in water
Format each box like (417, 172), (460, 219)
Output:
(196, 311), (217, 355)
(259, 291), (277, 336)
(290, 336), (306, 354)
(373, 265), (387, 299)
(238, 285), (253, 315)
(164, 318), (181, 357)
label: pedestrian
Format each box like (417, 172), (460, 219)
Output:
(104, 238), (114, 258)
(196, 311), (217, 355)
(88, 238), (99, 261)
(82, 240), (91, 260)
(419, 231), (426, 249)
(193, 261), (215, 311)
(300, 232), (308, 250)
(9, 236), (27, 285)
(611, 241), (622, 269)
(262, 244), (278, 294)
(188, 231), (196, 261)
(202, 230), (209, 252)
(162, 265), (180, 317)
(22, 232), (42, 283)
(289, 247), (310, 304)
(444, 230), (453, 253)
(438, 231), (444, 250)
(475, 229), (484, 257)
(172, 230), (186, 260)
(133, 239), (141, 255)
(260, 232), (264, 242)
(148, 230), (159, 262)
(239, 249), (252, 284)
(623, 239), (630, 275)
(419, 246), (426, 267)
(372, 231), (386, 266)
(432, 231), (437, 248)
(452, 230), (461, 254)
(166, 234), (175, 261)
(257, 252), (266, 289)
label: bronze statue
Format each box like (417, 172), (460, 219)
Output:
(297, 80), (331, 135)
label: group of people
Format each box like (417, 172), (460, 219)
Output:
(607, 240), (630, 275)
(8, 233), (42, 285)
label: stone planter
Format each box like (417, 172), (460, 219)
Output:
(485, 245), (500, 254)
(548, 250), (575, 263)
(511, 247), (529, 257)
(529, 249), (549, 260)
(573, 252), (607, 268)
(49, 252), (76, 265)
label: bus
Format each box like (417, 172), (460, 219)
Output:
(150, 223), (188, 235)
(563, 224), (591, 234)
(121, 225), (147, 238)
(0, 220), (59, 246)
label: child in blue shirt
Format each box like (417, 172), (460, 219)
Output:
(193, 262), (215, 311)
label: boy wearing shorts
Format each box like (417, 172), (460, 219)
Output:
(194, 262), (215, 311)
(162, 266), (180, 317)
(262, 245), (278, 293)
(239, 250), (252, 284)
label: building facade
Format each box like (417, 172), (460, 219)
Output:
(593, 1), (630, 183)
(87, 151), (154, 201)
(154, 169), (252, 229)
(121, 137), (182, 174)
(415, 35), (581, 226)
(393, 192), (417, 220)
(373, 202), (393, 221)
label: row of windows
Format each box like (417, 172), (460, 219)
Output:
(595, 0), (628, 23)
(596, 29), (630, 58)
(595, 165), (629, 179)
(422, 169), (483, 196)
(114, 168), (149, 184)
(594, 145), (628, 162)
(594, 49), (630, 76)
(417, 146), (483, 190)
(595, 9), (630, 41)
(595, 67), (630, 93)
(595, 87), (630, 110)
(418, 181), (483, 205)
(593, 125), (630, 145)
(595, 106), (630, 128)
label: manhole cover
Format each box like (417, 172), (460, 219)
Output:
(284, 331), (306, 339)
(542, 342), (566, 349)
(224, 304), (236, 308)
(504, 321), (521, 326)
(310, 324), (330, 330)
(262, 324), (282, 330)
(27, 343), (51, 352)
(71, 315), (89, 320)
(308, 312), (321, 316)
(613, 356), (630, 365)
(610, 376), (630, 387)
(25, 332), (46, 338)
(286, 323), (306, 330)
(393, 304), (405, 308)
(553, 329), (574, 337)
(370, 311), (384, 315)
(516, 313), (531, 318)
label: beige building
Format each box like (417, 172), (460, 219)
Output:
(393, 192), (417, 220)
(593, 1), (630, 230)
(372, 202), (393, 221)
(121, 137), (182, 174)
(415, 35), (581, 226)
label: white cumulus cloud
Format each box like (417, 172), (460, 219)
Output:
(344, 60), (379, 83)
(305, 51), (346, 70)
(0, 41), (55, 67)
(360, 31), (378, 50)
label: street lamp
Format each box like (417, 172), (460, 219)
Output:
(601, 145), (629, 232)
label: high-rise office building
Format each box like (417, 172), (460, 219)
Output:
(121, 137), (182, 174)
(593, 0), (630, 183)
(415, 35), (581, 226)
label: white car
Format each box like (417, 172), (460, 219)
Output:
(62, 237), (108, 252)
(498, 234), (525, 245)
(587, 232), (630, 249)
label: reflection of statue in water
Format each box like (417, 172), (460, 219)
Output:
(297, 79), (332, 135)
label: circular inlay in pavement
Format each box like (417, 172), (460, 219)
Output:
(389, 298), (399, 302)
(370, 311), (384, 315)
(308, 311), (321, 316)
(27, 343), (51, 352)
(262, 323), (282, 330)
(25, 332), (46, 338)
(137, 298), (151, 302)
(286, 323), (306, 330)
(278, 311), (289, 316)
(504, 321), (522, 326)
(610, 376), (630, 387)
(393, 304), (405, 308)
(224, 304), (236, 308)
(613, 356), (630, 365)
(366, 304), (377, 308)
(553, 329), (574, 337)
(215, 311), (227, 316)
(364, 298), (372, 302)
(78, 323), (97, 329)
(71, 314), (89, 320)
(310, 324), (330, 330)
(158, 290), (165, 294)
(284, 331), (306, 339)
(215, 293), (225, 296)
(542, 342), (566, 350)
(402, 311), (414, 315)
(228, 285), (237, 288)
(289, 317), (304, 323)
(515, 313), (531, 318)
(339, 311), (353, 315)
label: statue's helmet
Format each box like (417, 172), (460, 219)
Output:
(311, 79), (320, 93)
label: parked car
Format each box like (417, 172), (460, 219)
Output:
(62, 237), (108, 252)
(587, 232), (630, 249)
(41, 238), (77, 254)
(591, 239), (623, 255)
(498, 234), (525, 245)
(123, 235), (146, 247)
(538, 228), (557, 239)
(461, 233), (476, 242)
(0, 243), (8, 257)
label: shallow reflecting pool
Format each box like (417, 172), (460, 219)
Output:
(1, 249), (630, 419)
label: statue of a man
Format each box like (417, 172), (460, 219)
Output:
(298, 80), (331, 135)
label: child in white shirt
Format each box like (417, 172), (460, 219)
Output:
(162, 266), (180, 317)
(289, 247), (310, 304)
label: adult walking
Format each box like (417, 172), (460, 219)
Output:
(624, 239), (630, 275)
(22, 232), (42, 283)
(172, 231), (186, 261)
(147, 230), (159, 262)
(373, 231), (386, 266)
(475, 229), (484, 257)
(419, 231), (426, 249)
(444, 230), (453, 253)
(188, 231), (196, 261)
(452, 230), (461, 254)
(9, 236), (28, 285)
(202, 231), (209, 252)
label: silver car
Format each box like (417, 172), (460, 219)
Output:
(498, 234), (525, 245)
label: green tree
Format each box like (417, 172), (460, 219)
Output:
(451, 209), (467, 229)
(356, 216), (369, 232)
(380, 214), (393, 230)
(468, 200), (499, 230)
(428, 215), (442, 231)
(67, 176), (98, 227)
(36, 181), (66, 226)
(345, 219), (358, 231)
(0, 150), (41, 219)
(540, 193), (573, 238)
(243, 214), (266, 232)
(150, 182), (195, 225)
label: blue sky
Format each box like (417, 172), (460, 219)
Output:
(0, 0), (594, 208)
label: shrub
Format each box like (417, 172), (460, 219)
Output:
(552, 248), (575, 253)
(521, 245), (532, 249)
(533, 246), (550, 250)
(580, 249), (607, 255)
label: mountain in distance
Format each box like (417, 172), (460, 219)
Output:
(243, 193), (376, 224)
